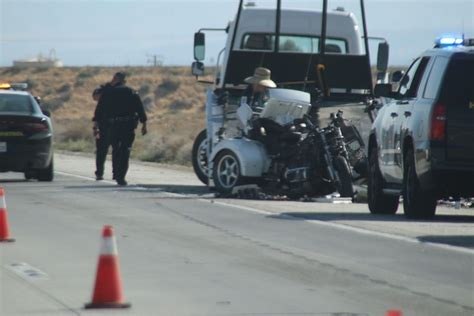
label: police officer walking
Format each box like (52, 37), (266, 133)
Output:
(91, 73), (123, 180)
(94, 72), (147, 186)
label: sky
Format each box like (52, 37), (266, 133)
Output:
(0, 0), (473, 67)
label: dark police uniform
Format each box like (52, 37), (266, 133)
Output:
(92, 83), (113, 179)
(95, 84), (147, 184)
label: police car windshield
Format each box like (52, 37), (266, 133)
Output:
(0, 94), (34, 114)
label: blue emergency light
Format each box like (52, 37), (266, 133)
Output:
(435, 35), (464, 48)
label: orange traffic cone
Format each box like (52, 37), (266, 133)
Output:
(0, 188), (15, 242)
(85, 225), (130, 309)
(386, 310), (403, 316)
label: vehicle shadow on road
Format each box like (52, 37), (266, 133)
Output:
(63, 183), (214, 198)
(417, 235), (474, 249)
(269, 212), (474, 223)
(136, 184), (208, 194)
(0, 179), (28, 183)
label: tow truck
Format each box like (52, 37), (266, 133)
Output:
(190, 0), (389, 195)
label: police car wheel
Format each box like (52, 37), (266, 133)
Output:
(192, 129), (208, 184)
(37, 157), (54, 182)
(368, 149), (399, 214)
(213, 150), (241, 194)
(403, 149), (436, 218)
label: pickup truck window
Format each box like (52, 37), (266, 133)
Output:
(241, 33), (348, 54)
(399, 57), (430, 98)
(423, 56), (449, 99)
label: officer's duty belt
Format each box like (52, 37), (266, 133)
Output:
(108, 116), (136, 123)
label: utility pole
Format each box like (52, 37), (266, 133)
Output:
(146, 54), (163, 67)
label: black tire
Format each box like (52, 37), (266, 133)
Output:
(24, 171), (35, 180)
(403, 149), (436, 218)
(334, 156), (354, 198)
(212, 150), (242, 194)
(367, 148), (399, 214)
(192, 129), (208, 185)
(37, 157), (54, 182)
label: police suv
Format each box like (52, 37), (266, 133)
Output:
(368, 36), (474, 218)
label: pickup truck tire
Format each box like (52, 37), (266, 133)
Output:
(213, 150), (242, 194)
(192, 129), (208, 184)
(403, 149), (436, 218)
(368, 149), (399, 214)
(37, 157), (54, 182)
(334, 156), (354, 198)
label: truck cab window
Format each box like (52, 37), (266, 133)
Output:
(241, 34), (347, 54)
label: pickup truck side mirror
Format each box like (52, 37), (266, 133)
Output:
(376, 42), (389, 73)
(374, 83), (397, 98)
(391, 70), (404, 83)
(194, 32), (205, 61)
(42, 109), (51, 117)
(191, 61), (205, 77)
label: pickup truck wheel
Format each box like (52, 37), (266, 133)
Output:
(334, 156), (354, 198)
(37, 157), (54, 182)
(368, 149), (399, 214)
(192, 129), (208, 184)
(213, 150), (241, 194)
(403, 149), (436, 218)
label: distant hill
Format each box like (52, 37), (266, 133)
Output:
(0, 66), (211, 165)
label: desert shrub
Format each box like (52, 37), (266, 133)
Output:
(55, 139), (94, 152)
(175, 142), (193, 165)
(154, 78), (180, 97)
(32, 67), (48, 74)
(43, 88), (55, 96)
(42, 98), (64, 111)
(74, 78), (86, 87)
(2, 67), (22, 75)
(76, 68), (99, 79)
(24, 78), (38, 89)
(169, 99), (192, 111)
(138, 83), (151, 96)
(56, 83), (72, 94)
(138, 134), (186, 163)
(55, 119), (93, 143)
(142, 96), (154, 112)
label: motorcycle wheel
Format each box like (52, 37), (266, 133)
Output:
(212, 150), (242, 194)
(334, 156), (354, 198)
(192, 129), (208, 184)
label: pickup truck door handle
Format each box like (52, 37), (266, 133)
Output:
(397, 100), (410, 105)
(404, 111), (412, 117)
(390, 112), (398, 118)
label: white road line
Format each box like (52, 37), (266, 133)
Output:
(55, 171), (116, 185)
(56, 170), (474, 256)
(209, 200), (474, 255)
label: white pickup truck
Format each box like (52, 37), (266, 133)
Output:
(191, 0), (389, 194)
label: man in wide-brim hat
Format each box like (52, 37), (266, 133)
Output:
(243, 67), (276, 109)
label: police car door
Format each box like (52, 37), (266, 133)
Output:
(392, 57), (430, 182)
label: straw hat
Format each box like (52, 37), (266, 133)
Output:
(244, 67), (276, 88)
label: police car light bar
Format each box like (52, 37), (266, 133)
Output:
(435, 35), (464, 48)
(0, 82), (28, 90)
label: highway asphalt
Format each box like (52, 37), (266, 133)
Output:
(0, 153), (472, 315)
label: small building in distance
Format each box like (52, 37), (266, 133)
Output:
(13, 49), (63, 68)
